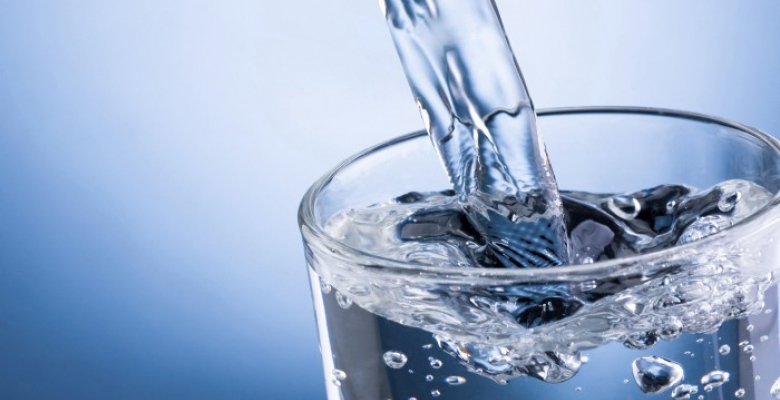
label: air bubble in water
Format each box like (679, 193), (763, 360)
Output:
(735, 388), (746, 398)
(445, 376), (466, 386)
(761, 335), (769, 343)
(631, 356), (684, 394)
(672, 384), (699, 399)
(332, 369), (347, 380)
(383, 351), (408, 369)
(335, 292), (353, 309)
(718, 190), (741, 212)
(319, 277), (332, 294)
(422, 344), (433, 350)
(426, 375), (434, 382)
(677, 215), (732, 244)
(744, 344), (754, 353)
(429, 357), (443, 369)
(607, 195), (641, 220)
(695, 338), (704, 343)
(666, 200), (677, 213)
(701, 370), (730, 391)
(771, 376), (780, 398)
(431, 389), (441, 397)
(331, 369), (347, 386)
(746, 324), (754, 332)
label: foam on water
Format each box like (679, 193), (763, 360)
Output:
(316, 179), (775, 383)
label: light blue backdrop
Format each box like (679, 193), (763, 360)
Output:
(1, 1), (779, 399)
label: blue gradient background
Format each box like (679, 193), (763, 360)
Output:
(1, 1), (779, 399)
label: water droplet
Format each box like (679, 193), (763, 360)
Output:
(672, 384), (699, 399)
(426, 375), (434, 382)
(746, 324), (754, 332)
(632, 355), (684, 394)
(719, 345), (731, 355)
(319, 277), (332, 294)
(431, 389), (441, 397)
(408, 369), (414, 374)
(744, 344), (754, 353)
(623, 379), (629, 384)
(607, 195), (641, 220)
(756, 375), (761, 381)
(735, 388), (746, 398)
(383, 351), (408, 369)
(581, 256), (594, 264)
(408, 398), (417, 400)
(697, 395), (704, 400)
(739, 340), (750, 347)
(771, 376), (780, 398)
(750, 355), (756, 362)
(336, 291), (353, 309)
(696, 338), (704, 343)
(761, 335), (770, 343)
(701, 370), (730, 391)
(445, 376), (466, 386)
(428, 357), (443, 369)
(422, 344), (433, 349)
(575, 387), (582, 392)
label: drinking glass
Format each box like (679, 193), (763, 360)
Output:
(299, 107), (780, 400)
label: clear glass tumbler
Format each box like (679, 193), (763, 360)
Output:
(299, 107), (780, 400)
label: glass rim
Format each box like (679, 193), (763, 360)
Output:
(299, 106), (780, 281)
